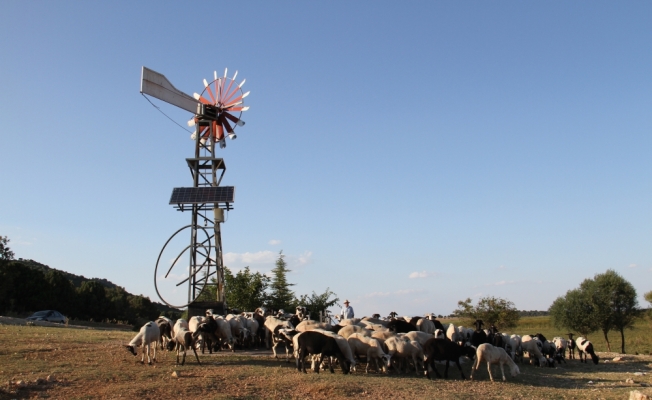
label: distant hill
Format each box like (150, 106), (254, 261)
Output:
(16, 258), (179, 314)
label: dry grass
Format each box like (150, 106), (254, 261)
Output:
(1, 322), (651, 399)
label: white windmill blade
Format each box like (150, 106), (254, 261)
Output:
(224, 68), (228, 78)
(238, 79), (246, 88)
(203, 79), (210, 88)
(214, 71), (217, 80)
(187, 118), (196, 127)
(193, 93), (201, 100)
(242, 91), (250, 98)
(232, 71), (238, 80)
(241, 106), (250, 111)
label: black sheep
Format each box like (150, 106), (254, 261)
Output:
(423, 338), (476, 380)
(296, 331), (347, 374)
(387, 319), (415, 333)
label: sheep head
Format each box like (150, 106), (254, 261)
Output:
(125, 345), (137, 356)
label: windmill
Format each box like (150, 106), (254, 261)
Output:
(140, 67), (249, 314)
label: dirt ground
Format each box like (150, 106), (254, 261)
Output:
(1, 322), (651, 399)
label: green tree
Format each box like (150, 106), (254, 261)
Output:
(453, 296), (520, 329)
(580, 276), (615, 351)
(0, 261), (50, 313)
(43, 269), (77, 317)
(646, 290), (652, 306)
(76, 281), (108, 321)
(0, 236), (15, 261)
(549, 288), (600, 337)
(267, 251), (295, 312)
(223, 266), (270, 311)
(296, 288), (339, 320)
(592, 270), (638, 354)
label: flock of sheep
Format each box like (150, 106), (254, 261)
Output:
(124, 306), (600, 382)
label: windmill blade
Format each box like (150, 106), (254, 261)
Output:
(232, 70), (238, 81)
(224, 91), (249, 107)
(193, 93), (211, 104)
(224, 68), (227, 78)
(219, 115), (235, 135)
(187, 117), (196, 127)
(239, 79), (246, 88)
(214, 120), (224, 140)
(203, 79), (216, 103)
(140, 67), (198, 114)
(226, 106), (249, 112)
(222, 77), (237, 105)
(222, 111), (245, 126)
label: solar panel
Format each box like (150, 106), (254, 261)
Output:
(169, 187), (235, 204)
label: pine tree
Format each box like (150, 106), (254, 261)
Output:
(268, 251), (295, 312)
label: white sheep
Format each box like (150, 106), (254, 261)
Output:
(521, 335), (547, 366)
(338, 325), (372, 339)
(405, 331), (435, 348)
(416, 318), (435, 334)
(347, 333), (391, 373)
(553, 337), (568, 363)
(294, 320), (330, 332)
(361, 317), (390, 327)
(167, 327), (201, 366)
(215, 317), (235, 351)
(125, 321), (160, 365)
(173, 319), (189, 338)
(446, 323), (461, 343)
(385, 336), (424, 375)
(470, 343), (520, 382)
(576, 337), (599, 364)
(338, 318), (362, 326)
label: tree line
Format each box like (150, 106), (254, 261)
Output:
(199, 251), (340, 319)
(0, 236), (179, 324)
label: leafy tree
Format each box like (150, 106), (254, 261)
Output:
(579, 276), (615, 351)
(267, 251), (295, 312)
(296, 288), (339, 320)
(0, 261), (50, 313)
(592, 270), (638, 353)
(453, 296), (520, 329)
(223, 266), (270, 311)
(646, 290), (652, 306)
(43, 269), (77, 317)
(76, 281), (108, 321)
(0, 236), (14, 261)
(549, 288), (600, 337)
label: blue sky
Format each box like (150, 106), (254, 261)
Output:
(1, 2), (650, 316)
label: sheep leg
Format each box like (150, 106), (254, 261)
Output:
(444, 360), (450, 379)
(327, 355), (335, 374)
(486, 362), (494, 382)
(300, 349), (308, 373)
(192, 346), (201, 365)
(455, 359), (466, 379)
(315, 354), (324, 374)
(499, 362), (506, 381)
(426, 356), (443, 379)
(140, 345), (145, 364)
(471, 355), (481, 380)
(285, 343), (292, 363)
(413, 355), (420, 375)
